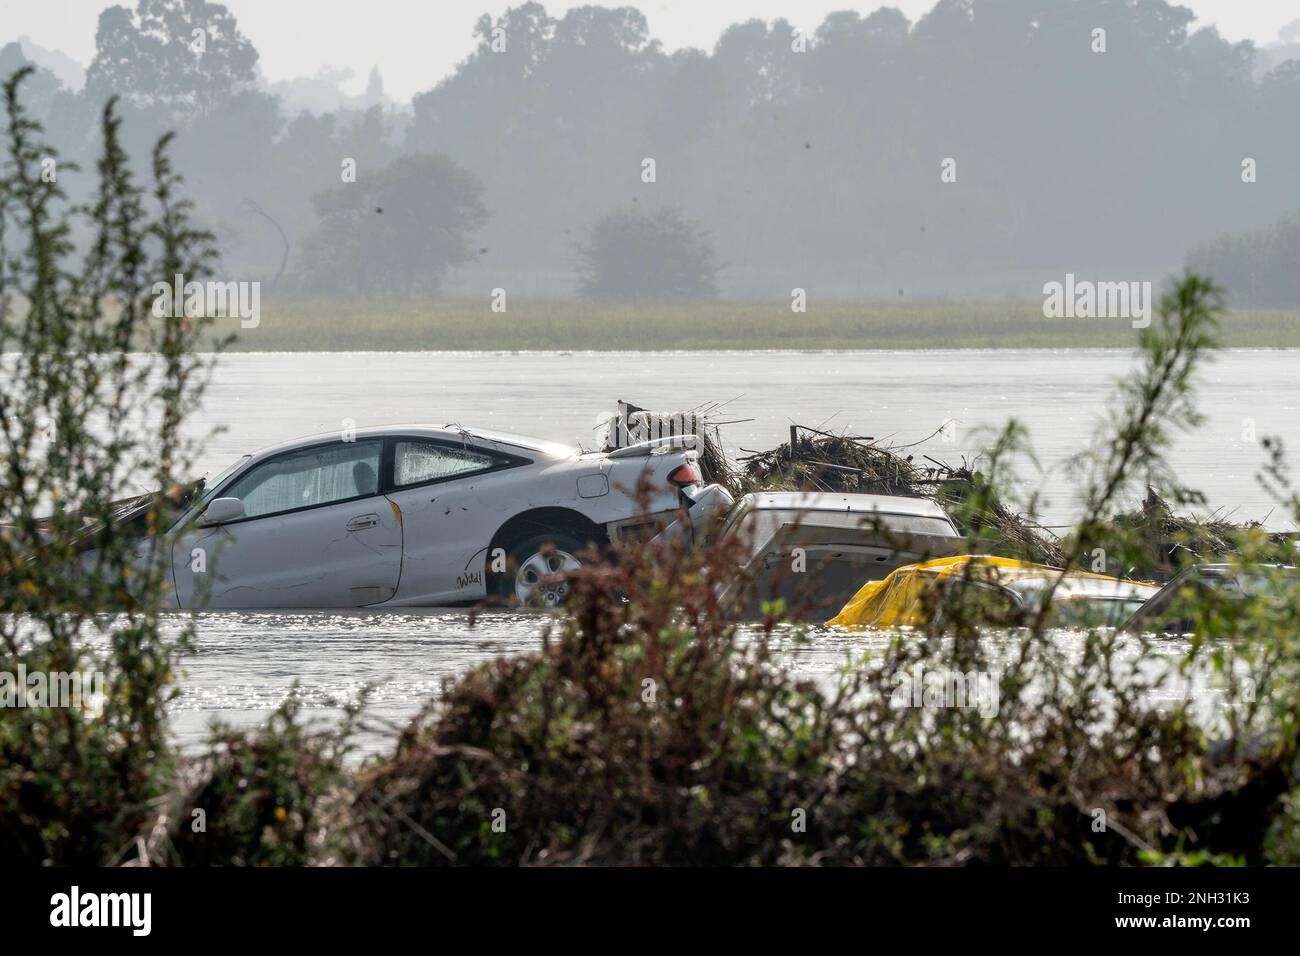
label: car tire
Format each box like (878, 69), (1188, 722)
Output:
(491, 531), (587, 608)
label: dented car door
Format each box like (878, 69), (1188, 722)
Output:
(171, 439), (402, 608)
(381, 437), (530, 605)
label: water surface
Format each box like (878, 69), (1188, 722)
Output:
(16, 347), (1293, 750)
(147, 611), (1219, 757)
(189, 348), (1300, 529)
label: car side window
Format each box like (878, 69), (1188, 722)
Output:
(223, 440), (383, 519)
(394, 441), (500, 487)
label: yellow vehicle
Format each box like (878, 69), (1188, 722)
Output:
(828, 555), (1158, 629)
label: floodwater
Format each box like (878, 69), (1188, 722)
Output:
(191, 349), (1300, 529)
(156, 347), (1285, 753)
(16, 348), (1298, 752)
(156, 612), (1216, 757)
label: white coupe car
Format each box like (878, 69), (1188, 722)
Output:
(164, 425), (708, 609)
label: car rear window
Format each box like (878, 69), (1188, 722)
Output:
(751, 508), (954, 540)
(394, 441), (502, 487)
(736, 508), (958, 559)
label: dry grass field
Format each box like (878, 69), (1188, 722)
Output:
(199, 297), (1300, 350)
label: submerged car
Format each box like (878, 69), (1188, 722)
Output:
(1120, 563), (1300, 634)
(159, 425), (711, 609)
(711, 492), (966, 619)
(829, 555), (1158, 629)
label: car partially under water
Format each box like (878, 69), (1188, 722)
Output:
(711, 492), (966, 619)
(829, 555), (1159, 629)
(645, 486), (978, 619)
(1120, 562), (1300, 634)
(102, 425), (712, 609)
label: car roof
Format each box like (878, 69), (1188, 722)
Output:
(738, 492), (953, 520)
(1192, 563), (1298, 575)
(1005, 574), (1158, 601)
(1158, 562), (1299, 591)
(245, 425), (576, 462)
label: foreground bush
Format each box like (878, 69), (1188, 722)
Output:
(351, 533), (843, 865)
(0, 69), (220, 864)
(154, 697), (359, 866)
(339, 552), (1297, 865)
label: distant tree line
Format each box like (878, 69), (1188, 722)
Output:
(1188, 213), (1300, 307)
(5, 0), (1300, 302)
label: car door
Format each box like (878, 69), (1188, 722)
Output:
(382, 437), (528, 605)
(172, 439), (402, 608)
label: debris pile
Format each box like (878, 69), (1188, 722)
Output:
(737, 427), (930, 496)
(930, 464), (1065, 567)
(601, 399), (734, 486)
(609, 401), (1287, 577)
(1109, 487), (1295, 579)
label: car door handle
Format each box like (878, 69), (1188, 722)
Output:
(346, 513), (380, 531)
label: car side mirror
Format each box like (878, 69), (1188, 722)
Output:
(200, 497), (244, 526)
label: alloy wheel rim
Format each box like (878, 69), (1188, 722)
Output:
(514, 549), (582, 607)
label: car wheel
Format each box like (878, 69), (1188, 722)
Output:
(495, 532), (586, 608)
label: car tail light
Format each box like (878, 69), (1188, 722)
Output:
(667, 463), (702, 487)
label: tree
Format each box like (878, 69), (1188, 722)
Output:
(577, 207), (719, 299)
(297, 154), (488, 295)
(85, 0), (259, 119)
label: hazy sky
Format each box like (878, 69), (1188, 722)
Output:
(5, 0), (1299, 101)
